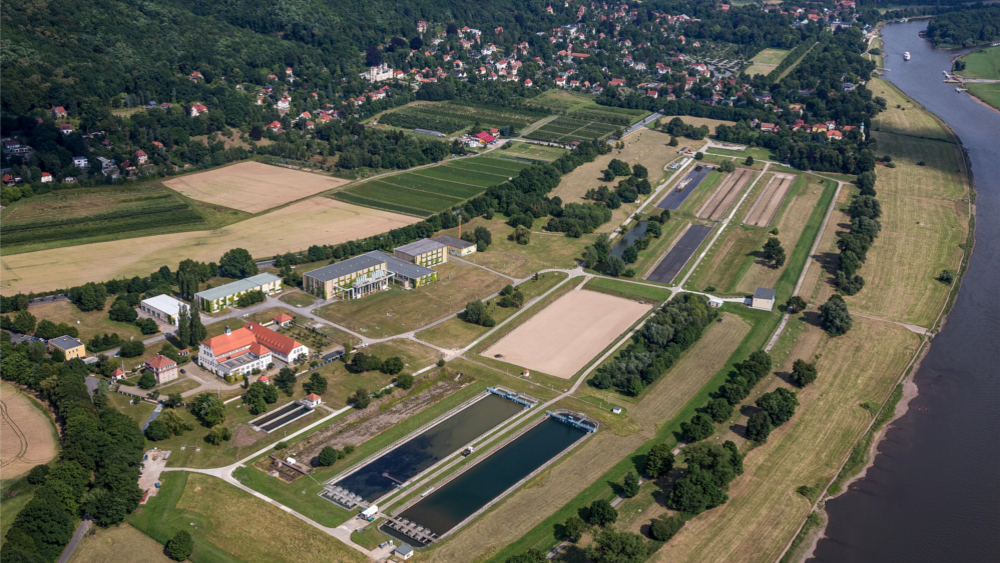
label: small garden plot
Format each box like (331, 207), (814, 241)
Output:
(568, 107), (648, 126)
(380, 101), (548, 133)
(525, 116), (619, 143)
(482, 290), (652, 379)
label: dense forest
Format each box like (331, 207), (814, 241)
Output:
(925, 6), (1000, 47)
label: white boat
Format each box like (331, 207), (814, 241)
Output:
(904, 52), (911, 61)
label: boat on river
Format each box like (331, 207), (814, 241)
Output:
(904, 51), (911, 61)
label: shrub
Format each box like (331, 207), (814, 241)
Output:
(274, 441), (288, 450)
(137, 371), (156, 389)
(206, 426), (232, 445)
(145, 419), (170, 441)
(649, 515), (685, 542)
(26, 464), (50, 485)
(119, 340), (146, 358)
(166, 530), (194, 561)
(395, 373), (414, 390)
(318, 446), (338, 467)
(381, 356), (404, 375)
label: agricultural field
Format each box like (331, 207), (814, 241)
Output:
(331, 155), (532, 216)
(164, 161), (350, 213)
(551, 128), (688, 231)
(653, 318), (919, 563)
(493, 141), (568, 162)
(956, 45), (1000, 80)
(526, 89), (595, 113)
(0, 383), (58, 479)
(314, 261), (508, 336)
(844, 80), (970, 327)
(416, 272), (569, 350)
(377, 101), (549, 135)
(129, 472), (366, 563)
(751, 48), (792, 65)
(524, 115), (621, 143)
(0, 185), (242, 255)
(67, 524), (174, 563)
(1, 197), (419, 295)
(482, 290), (652, 379)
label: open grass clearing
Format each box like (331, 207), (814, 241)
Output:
(966, 82), (1000, 112)
(745, 64), (778, 77)
(448, 217), (590, 278)
(582, 277), (674, 303)
(483, 290), (653, 379)
(416, 272), (568, 350)
(870, 77), (953, 142)
(319, 338), (442, 400)
(653, 318), (919, 563)
(314, 261), (507, 336)
(133, 472), (366, 563)
(1, 197), (419, 295)
(527, 90), (595, 112)
(957, 45), (1000, 80)
(164, 161), (350, 213)
(68, 524), (173, 563)
(278, 291), (317, 308)
(665, 117), (737, 135)
(18, 295), (145, 343)
(751, 48), (792, 65)
(0, 383), (58, 479)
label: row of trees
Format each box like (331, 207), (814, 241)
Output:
(589, 294), (718, 396)
(836, 186), (882, 296)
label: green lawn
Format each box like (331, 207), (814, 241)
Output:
(278, 292), (317, 308)
(750, 48), (791, 65)
(958, 46), (1000, 80)
(582, 277), (674, 303)
(967, 82), (1000, 111)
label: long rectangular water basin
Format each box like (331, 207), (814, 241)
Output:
(391, 417), (588, 540)
(331, 394), (525, 502)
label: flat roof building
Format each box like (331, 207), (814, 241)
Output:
(140, 294), (186, 325)
(302, 253), (391, 300)
(48, 335), (86, 360)
(195, 273), (282, 312)
(751, 287), (776, 310)
(432, 234), (477, 257)
(369, 251), (438, 289)
(393, 238), (448, 267)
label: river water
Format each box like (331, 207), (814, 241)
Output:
(811, 21), (1000, 563)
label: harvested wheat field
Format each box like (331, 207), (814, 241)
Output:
(1, 198), (419, 294)
(1, 383), (58, 479)
(744, 173), (796, 226)
(698, 168), (755, 220)
(483, 290), (652, 379)
(164, 161), (350, 213)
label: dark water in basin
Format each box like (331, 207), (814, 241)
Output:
(334, 394), (523, 502)
(611, 221), (648, 258)
(397, 417), (587, 537)
(811, 20), (1000, 563)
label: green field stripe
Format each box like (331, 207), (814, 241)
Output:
(329, 192), (432, 217)
(379, 174), (485, 197)
(341, 181), (462, 212)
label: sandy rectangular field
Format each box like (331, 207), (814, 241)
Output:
(698, 168), (754, 220)
(482, 289), (652, 379)
(1, 383), (58, 479)
(1, 198), (419, 294)
(744, 173), (796, 226)
(164, 161), (350, 213)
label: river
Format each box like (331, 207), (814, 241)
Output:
(811, 21), (1000, 563)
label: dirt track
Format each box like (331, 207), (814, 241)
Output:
(744, 173), (796, 226)
(482, 290), (652, 378)
(698, 168), (755, 220)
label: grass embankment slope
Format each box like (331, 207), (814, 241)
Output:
(849, 79), (970, 327)
(957, 45), (1000, 110)
(129, 471), (365, 563)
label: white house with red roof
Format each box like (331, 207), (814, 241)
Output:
(302, 393), (322, 408)
(145, 354), (179, 385)
(189, 103), (208, 117)
(59, 123), (74, 134)
(135, 149), (147, 164)
(40, 172), (53, 183)
(50, 106), (68, 118)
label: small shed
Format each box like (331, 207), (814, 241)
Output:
(395, 544), (414, 560)
(360, 505), (379, 519)
(302, 393), (322, 408)
(273, 313), (294, 327)
(751, 288), (776, 311)
(708, 296), (724, 308)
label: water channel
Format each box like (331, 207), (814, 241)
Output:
(334, 394), (524, 502)
(811, 20), (1000, 563)
(394, 417), (588, 539)
(611, 221), (648, 258)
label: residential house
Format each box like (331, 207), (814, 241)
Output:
(40, 172), (53, 183)
(190, 103), (208, 117)
(59, 124), (74, 135)
(50, 107), (68, 118)
(135, 149), (147, 164)
(145, 354), (179, 385)
(48, 336), (85, 360)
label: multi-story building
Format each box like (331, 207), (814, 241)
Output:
(432, 234), (477, 257)
(393, 238), (448, 267)
(198, 324), (308, 380)
(302, 250), (439, 300)
(194, 273), (282, 313)
(48, 336), (85, 360)
(140, 295), (186, 325)
(144, 354), (179, 385)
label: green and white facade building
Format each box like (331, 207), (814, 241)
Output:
(195, 273), (283, 312)
(302, 250), (437, 300)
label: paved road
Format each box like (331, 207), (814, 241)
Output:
(56, 518), (92, 563)
(621, 110), (664, 138)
